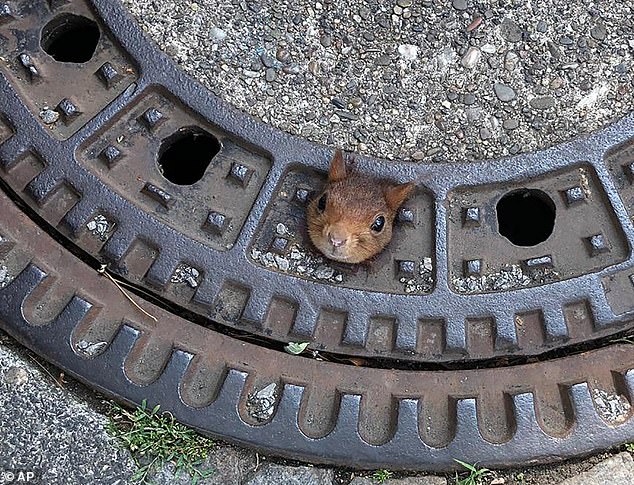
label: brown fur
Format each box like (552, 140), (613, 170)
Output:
(307, 150), (415, 264)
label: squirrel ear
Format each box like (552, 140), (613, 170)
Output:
(385, 182), (416, 211)
(328, 149), (347, 182)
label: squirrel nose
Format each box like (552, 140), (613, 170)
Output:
(328, 233), (347, 248)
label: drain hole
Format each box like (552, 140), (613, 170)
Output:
(157, 128), (221, 185)
(41, 14), (100, 63)
(496, 189), (556, 246)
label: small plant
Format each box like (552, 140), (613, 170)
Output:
(371, 469), (394, 483)
(453, 459), (490, 485)
(284, 341), (310, 355)
(108, 399), (214, 484)
(626, 442), (634, 452)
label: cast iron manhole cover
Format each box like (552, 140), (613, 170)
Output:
(1, 0), (634, 471)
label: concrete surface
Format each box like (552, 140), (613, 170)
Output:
(557, 453), (634, 485)
(122, 0), (634, 163)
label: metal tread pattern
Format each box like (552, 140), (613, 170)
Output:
(0, 0), (634, 470)
(1, 189), (634, 471)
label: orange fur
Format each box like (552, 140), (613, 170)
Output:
(328, 149), (347, 182)
(307, 150), (416, 264)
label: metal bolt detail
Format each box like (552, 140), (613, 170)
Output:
(397, 260), (416, 276)
(563, 186), (586, 206)
(464, 259), (482, 276)
(56, 98), (81, 124)
(96, 62), (123, 89)
(140, 108), (164, 130)
(586, 234), (610, 256)
(228, 162), (253, 187)
(141, 182), (173, 208)
(270, 237), (290, 254)
(463, 207), (481, 227)
(397, 207), (415, 225)
(203, 211), (229, 235)
(99, 145), (122, 168)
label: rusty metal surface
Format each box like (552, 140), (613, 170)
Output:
(0, 1), (633, 366)
(1, 0), (634, 469)
(1, 189), (634, 471)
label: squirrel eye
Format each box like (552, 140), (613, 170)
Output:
(371, 215), (385, 233)
(317, 193), (327, 213)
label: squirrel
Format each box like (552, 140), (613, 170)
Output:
(307, 149), (415, 264)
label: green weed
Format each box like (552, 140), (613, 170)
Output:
(108, 399), (214, 484)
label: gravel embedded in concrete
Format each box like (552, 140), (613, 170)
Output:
(557, 453), (634, 485)
(122, 0), (634, 163)
(245, 463), (334, 485)
(0, 339), (138, 484)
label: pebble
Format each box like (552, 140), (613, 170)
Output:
(315, 266), (335, 279)
(461, 46), (481, 68)
(591, 22), (607, 41)
(260, 52), (275, 68)
(615, 63), (629, 74)
(3, 366), (29, 386)
(275, 47), (291, 63)
(335, 110), (359, 121)
(452, 0), (468, 11)
(479, 127), (492, 140)
(500, 18), (522, 42)
(376, 54), (391, 66)
(397, 0), (412, 7)
(481, 43), (496, 54)
(548, 41), (562, 59)
(493, 83), (516, 102)
(209, 26), (227, 41)
(274, 255), (290, 271)
(530, 96), (555, 110)
(282, 63), (301, 74)
(463, 93), (476, 105)
(504, 51), (519, 71)
(559, 35), (574, 46)
(550, 77), (564, 90)
(503, 119), (519, 130)
(39, 108), (59, 124)
(265, 68), (277, 82)
(331, 98), (345, 109)
(398, 44), (419, 60)
(466, 17), (482, 32)
(350, 97), (363, 108)
(320, 34), (332, 48)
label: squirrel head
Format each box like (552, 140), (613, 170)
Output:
(307, 150), (415, 264)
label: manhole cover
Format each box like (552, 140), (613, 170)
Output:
(1, 0), (634, 471)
